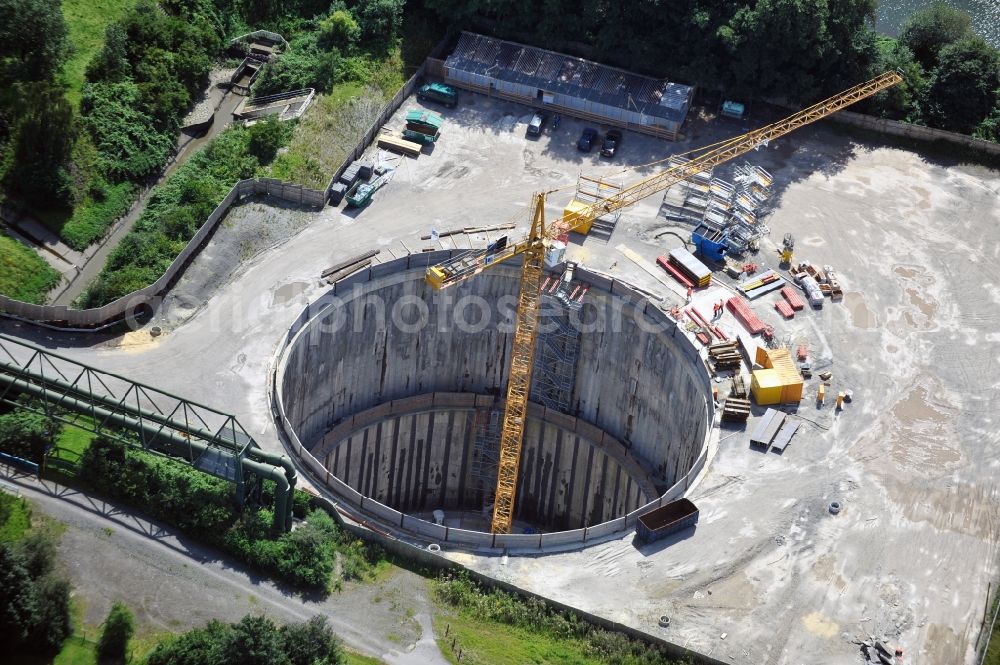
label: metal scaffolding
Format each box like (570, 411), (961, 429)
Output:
(573, 174), (624, 242)
(530, 266), (585, 413)
(470, 407), (502, 504)
(660, 159), (773, 256)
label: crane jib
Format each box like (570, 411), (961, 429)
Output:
(418, 71), (903, 535)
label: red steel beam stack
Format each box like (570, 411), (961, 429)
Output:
(656, 255), (694, 288)
(775, 301), (795, 319)
(726, 296), (766, 334)
(781, 286), (805, 311)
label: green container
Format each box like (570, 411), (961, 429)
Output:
(416, 83), (457, 108)
(405, 109), (444, 133)
(402, 128), (439, 144)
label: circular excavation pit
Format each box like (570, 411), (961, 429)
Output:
(275, 253), (714, 548)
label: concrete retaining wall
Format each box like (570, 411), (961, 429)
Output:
(311, 392), (657, 531)
(0, 178), (325, 329)
(827, 109), (1000, 156)
(280, 262), (709, 491)
(273, 250), (714, 549)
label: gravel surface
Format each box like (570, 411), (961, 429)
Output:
(155, 199), (320, 330)
(182, 66), (238, 127)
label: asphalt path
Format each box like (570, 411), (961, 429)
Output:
(0, 467), (448, 664)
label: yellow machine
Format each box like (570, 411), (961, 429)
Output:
(780, 232), (795, 264)
(426, 71), (903, 534)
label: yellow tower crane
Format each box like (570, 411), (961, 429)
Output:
(425, 70), (902, 535)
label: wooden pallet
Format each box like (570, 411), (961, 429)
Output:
(377, 134), (421, 157)
(722, 397), (751, 422)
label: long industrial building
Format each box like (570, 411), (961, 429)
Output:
(437, 32), (694, 139)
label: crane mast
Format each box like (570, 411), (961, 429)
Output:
(425, 71), (903, 535)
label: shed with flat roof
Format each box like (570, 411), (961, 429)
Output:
(440, 32), (693, 140)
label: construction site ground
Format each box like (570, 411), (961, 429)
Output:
(3, 91), (999, 665)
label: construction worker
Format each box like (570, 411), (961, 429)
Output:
(686, 287), (693, 304)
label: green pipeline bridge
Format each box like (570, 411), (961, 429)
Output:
(0, 334), (296, 531)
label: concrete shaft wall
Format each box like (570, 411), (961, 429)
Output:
(279, 263), (710, 532)
(313, 394), (658, 530)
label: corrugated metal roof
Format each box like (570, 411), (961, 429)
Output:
(445, 32), (692, 124)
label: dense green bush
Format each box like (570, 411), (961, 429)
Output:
(0, 408), (55, 464)
(78, 435), (362, 590)
(254, 31), (343, 96)
(79, 123), (289, 307)
(81, 82), (177, 182)
(146, 614), (345, 665)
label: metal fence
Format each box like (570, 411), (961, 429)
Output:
(0, 178), (325, 329)
(324, 36), (453, 197)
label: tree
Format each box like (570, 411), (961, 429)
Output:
(281, 616), (344, 665)
(922, 36), (1000, 134)
(86, 24), (130, 83)
(27, 575), (72, 652)
(223, 615), (286, 665)
(15, 529), (57, 579)
(97, 601), (135, 664)
(320, 9), (361, 49)
(871, 37), (926, 121)
(0, 544), (34, 644)
(0, 542), (72, 654)
(246, 116), (289, 164)
(4, 81), (76, 206)
(352, 0), (404, 48)
(0, 0), (68, 85)
(145, 620), (231, 665)
(976, 105), (1000, 142)
(900, 2), (971, 69)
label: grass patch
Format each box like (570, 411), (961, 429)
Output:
(985, 592), (1000, 665)
(59, 182), (136, 250)
(46, 424), (96, 487)
(0, 233), (61, 303)
(60, 0), (138, 108)
(269, 83), (384, 189)
(435, 611), (603, 665)
(344, 651), (385, 665)
(52, 636), (97, 665)
(432, 574), (687, 665)
(0, 491), (32, 542)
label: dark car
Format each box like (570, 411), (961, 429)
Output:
(600, 129), (623, 157)
(527, 111), (549, 136)
(577, 128), (598, 151)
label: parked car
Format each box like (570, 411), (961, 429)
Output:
(600, 129), (623, 157)
(577, 127), (598, 151)
(416, 82), (457, 108)
(527, 111), (549, 136)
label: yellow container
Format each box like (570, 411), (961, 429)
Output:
(751, 347), (804, 405)
(562, 199), (595, 235)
